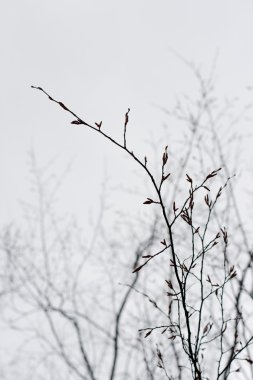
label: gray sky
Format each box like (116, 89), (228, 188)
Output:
(0, 3), (253, 377)
(1, 0), (253, 224)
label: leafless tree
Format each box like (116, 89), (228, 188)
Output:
(0, 151), (163, 380)
(0, 66), (252, 380)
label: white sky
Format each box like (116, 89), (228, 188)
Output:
(0, 3), (253, 377)
(1, 0), (253, 225)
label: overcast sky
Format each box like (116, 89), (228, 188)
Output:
(1, 0), (253, 226)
